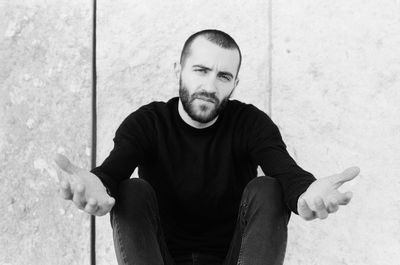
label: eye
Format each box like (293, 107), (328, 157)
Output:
(219, 75), (231, 81)
(195, 68), (207, 73)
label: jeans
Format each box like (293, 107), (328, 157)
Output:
(109, 176), (291, 265)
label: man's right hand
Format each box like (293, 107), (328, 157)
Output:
(54, 154), (115, 216)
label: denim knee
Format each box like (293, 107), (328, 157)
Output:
(110, 178), (159, 226)
(243, 176), (290, 222)
(119, 177), (155, 198)
(116, 178), (157, 209)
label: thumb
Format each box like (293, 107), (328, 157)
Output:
(54, 153), (80, 175)
(331, 166), (360, 186)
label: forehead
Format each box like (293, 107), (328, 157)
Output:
(185, 37), (240, 74)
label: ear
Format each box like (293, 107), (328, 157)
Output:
(228, 77), (239, 98)
(174, 62), (181, 80)
(233, 77), (240, 89)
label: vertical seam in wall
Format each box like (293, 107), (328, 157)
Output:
(268, 0), (273, 117)
(91, 0), (97, 264)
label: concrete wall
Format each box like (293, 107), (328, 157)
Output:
(272, 1), (400, 264)
(1, 0), (399, 264)
(0, 1), (92, 264)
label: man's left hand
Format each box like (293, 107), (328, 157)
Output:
(298, 166), (360, 221)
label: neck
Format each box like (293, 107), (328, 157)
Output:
(178, 99), (218, 129)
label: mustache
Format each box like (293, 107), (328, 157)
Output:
(191, 92), (219, 103)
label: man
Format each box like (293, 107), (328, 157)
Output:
(55, 29), (359, 265)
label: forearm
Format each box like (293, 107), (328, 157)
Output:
(273, 166), (316, 214)
(90, 167), (119, 198)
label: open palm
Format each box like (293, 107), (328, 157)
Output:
(55, 154), (115, 216)
(298, 166), (360, 220)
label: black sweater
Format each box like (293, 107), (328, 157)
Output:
(91, 97), (315, 258)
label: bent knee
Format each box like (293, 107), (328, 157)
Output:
(244, 176), (290, 221)
(244, 176), (287, 211)
(117, 178), (156, 204)
(245, 176), (283, 200)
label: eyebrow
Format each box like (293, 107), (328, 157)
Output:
(192, 64), (234, 79)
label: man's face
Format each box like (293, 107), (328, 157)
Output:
(178, 37), (240, 123)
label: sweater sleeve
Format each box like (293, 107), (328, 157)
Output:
(247, 106), (316, 214)
(90, 109), (155, 198)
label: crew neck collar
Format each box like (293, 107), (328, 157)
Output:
(171, 97), (223, 134)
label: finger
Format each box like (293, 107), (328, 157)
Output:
(314, 197), (329, 219)
(54, 153), (80, 175)
(327, 198), (339, 213)
(331, 166), (360, 186)
(102, 197), (116, 213)
(72, 183), (87, 210)
(95, 208), (109, 217)
(95, 197), (116, 216)
(298, 197), (316, 221)
(107, 197), (116, 207)
(59, 180), (73, 200)
(337, 191), (353, 205)
(84, 198), (99, 215)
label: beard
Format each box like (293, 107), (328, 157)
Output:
(179, 79), (231, 123)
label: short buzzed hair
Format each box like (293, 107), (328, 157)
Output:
(179, 29), (242, 77)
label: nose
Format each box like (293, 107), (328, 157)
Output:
(202, 75), (217, 93)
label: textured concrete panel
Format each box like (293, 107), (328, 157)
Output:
(0, 1), (92, 264)
(96, 0), (270, 263)
(272, 1), (400, 264)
